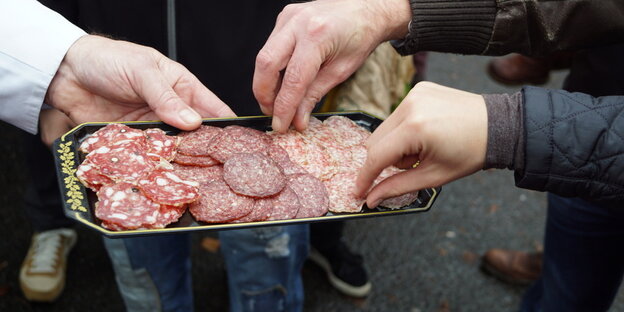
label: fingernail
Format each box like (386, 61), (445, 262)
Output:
(302, 114), (310, 129)
(369, 198), (381, 208)
(272, 116), (283, 132)
(179, 109), (200, 124)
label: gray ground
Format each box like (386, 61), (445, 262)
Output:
(1, 53), (622, 312)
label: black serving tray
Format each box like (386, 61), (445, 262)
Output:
(52, 111), (440, 238)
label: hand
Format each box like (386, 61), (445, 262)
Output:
(39, 108), (76, 147)
(45, 35), (236, 130)
(355, 82), (488, 207)
(253, 0), (411, 132)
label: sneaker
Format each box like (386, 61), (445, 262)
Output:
(20, 228), (77, 302)
(480, 248), (543, 286)
(308, 242), (372, 297)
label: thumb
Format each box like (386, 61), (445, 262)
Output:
(136, 69), (202, 130)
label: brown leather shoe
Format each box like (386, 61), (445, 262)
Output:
(487, 54), (551, 86)
(480, 249), (543, 285)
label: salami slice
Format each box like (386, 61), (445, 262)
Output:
(173, 153), (220, 167)
(79, 123), (146, 153)
(172, 163), (224, 184)
(267, 185), (300, 220)
(231, 198), (273, 223)
(323, 115), (370, 146)
(372, 166), (419, 209)
(267, 144), (307, 175)
(151, 204), (187, 228)
(177, 125), (223, 156)
(95, 182), (162, 230)
(86, 140), (155, 183)
(144, 128), (179, 161)
(298, 141), (337, 181)
(189, 180), (254, 223)
(379, 191), (420, 209)
(208, 126), (272, 162)
(223, 153), (285, 197)
(287, 174), (329, 218)
(325, 172), (365, 213)
(75, 159), (114, 191)
(137, 169), (200, 206)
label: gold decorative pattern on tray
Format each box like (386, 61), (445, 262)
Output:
(57, 140), (87, 212)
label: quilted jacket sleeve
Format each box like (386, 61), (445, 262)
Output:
(515, 86), (624, 205)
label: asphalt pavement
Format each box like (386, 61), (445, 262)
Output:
(1, 52), (623, 312)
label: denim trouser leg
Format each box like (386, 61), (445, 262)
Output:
(520, 194), (624, 312)
(21, 132), (74, 232)
(219, 225), (309, 312)
(103, 234), (193, 312)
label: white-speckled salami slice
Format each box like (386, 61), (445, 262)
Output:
(267, 185), (301, 220)
(151, 204), (187, 228)
(223, 153), (285, 197)
(231, 198), (273, 223)
(172, 163), (224, 184)
(325, 172), (365, 213)
(95, 182), (161, 230)
(79, 123), (146, 153)
(323, 115), (370, 146)
(189, 180), (254, 223)
(86, 140), (155, 183)
(267, 144), (307, 175)
(270, 130), (307, 164)
(208, 126), (272, 162)
(137, 169), (200, 206)
(299, 141), (337, 180)
(144, 128), (179, 161)
(75, 158), (114, 191)
(287, 174), (329, 218)
(177, 125), (223, 156)
(173, 153), (220, 167)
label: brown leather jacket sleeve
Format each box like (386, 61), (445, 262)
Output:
(393, 0), (624, 56)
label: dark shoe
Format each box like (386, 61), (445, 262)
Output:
(480, 249), (543, 286)
(308, 243), (372, 297)
(487, 54), (551, 86)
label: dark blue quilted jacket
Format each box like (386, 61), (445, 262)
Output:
(516, 87), (624, 205)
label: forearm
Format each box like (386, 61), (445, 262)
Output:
(393, 0), (624, 56)
(0, 0), (85, 134)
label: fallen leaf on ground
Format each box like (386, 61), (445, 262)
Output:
(0, 285), (9, 296)
(462, 251), (478, 264)
(438, 300), (451, 312)
(201, 237), (220, 253)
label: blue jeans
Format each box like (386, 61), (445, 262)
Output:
(103, 225), (309, 312)
(520, 194), (624, 312)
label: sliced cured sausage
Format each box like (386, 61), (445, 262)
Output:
(86, 140), (155, 183)
(79, 123), (146, 153)
(144, 128), (179, 161)
(267, 186), (300, 220)
(223, 153), (285, 198)
(95, 182), (162, 230)
(137, 169), (200, 206)
(325, 172), (365, 213)
(177, 125), (223, 156)
(287, 173), (329, 218)
(189, 180), (254, 223)
(208, 126), (272, 162)
(173, 153), (220, 167)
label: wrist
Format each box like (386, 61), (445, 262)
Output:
(368, 0), (412, 41)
